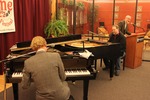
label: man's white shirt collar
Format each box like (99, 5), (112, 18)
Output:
(37, 48), (46, 52)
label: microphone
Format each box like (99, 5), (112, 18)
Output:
(131, 23), (145, 32)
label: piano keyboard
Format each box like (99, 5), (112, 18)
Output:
(65, 68), (90, 76)
(12, 72), (23, 78)
(12, 68), (90, 78)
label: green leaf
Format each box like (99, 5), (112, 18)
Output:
(44, 19), (69, 38)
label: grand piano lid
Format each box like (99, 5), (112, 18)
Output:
(10, 34), (87, 52)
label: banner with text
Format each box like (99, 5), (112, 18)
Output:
(0, 0), (15, 33)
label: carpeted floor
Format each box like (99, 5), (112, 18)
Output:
(0, 50), (150, 100)
(69, 61), (150, 100)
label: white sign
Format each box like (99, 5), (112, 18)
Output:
(0, 0), (15, 33)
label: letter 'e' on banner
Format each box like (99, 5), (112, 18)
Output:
(0, 0), (16, 33)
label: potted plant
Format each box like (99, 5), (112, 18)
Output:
(44, 19), (69, 38)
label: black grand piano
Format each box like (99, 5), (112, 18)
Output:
(5, 34), (121, 100)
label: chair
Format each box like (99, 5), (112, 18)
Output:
(98, 27), (108, 35)
(144, 31), (150, 49)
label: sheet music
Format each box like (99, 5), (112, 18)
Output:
(79, 49), (93, 59)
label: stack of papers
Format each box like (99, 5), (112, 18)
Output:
(79, 49), (93, 59)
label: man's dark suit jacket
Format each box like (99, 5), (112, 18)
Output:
(118, 20), (131, 35)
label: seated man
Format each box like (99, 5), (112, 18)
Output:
(21, 36), (73, 100)
(103, 25), (126, 76)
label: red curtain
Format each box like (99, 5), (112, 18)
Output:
(0, 0), (51, 74)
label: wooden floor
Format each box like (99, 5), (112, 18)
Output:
(0, 74), (12, 93)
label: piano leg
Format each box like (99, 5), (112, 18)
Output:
(12, 83), (18, 100)
(83, 79), (89, 100)
(110, 59), (116, 79)
(110, 59), (115, 79)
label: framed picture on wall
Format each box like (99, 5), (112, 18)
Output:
(115, 13), (119, 19)
(137, 6), (142, 12)
(136, 20), (141, 27)
(115, 6), (119, 12)
(137, 13), (142, 20)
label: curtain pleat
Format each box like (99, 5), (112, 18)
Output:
(0, 0), (51, 74)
